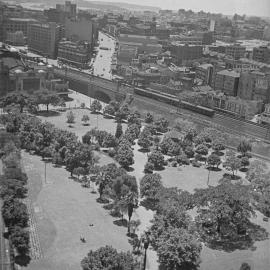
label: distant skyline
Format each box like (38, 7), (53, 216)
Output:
(86, 0), (270, 17)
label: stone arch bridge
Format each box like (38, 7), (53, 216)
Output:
(54, 68), (133, 103)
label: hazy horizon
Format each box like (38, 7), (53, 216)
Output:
(84, 0), (270, 17)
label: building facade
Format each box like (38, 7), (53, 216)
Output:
(225, 44), (246, 60)
(196, 63), (213, 85)
(253, 46), (270, 63)
(57, 40), (90, 68)
(170, 43), (203, 65)
(214, 69), (240, 96)
(238, 71), (270, 103)
(28, 22), (61, 58)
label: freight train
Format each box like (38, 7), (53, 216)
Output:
(134, 87), (215, 117)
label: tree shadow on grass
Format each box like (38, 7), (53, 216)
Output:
(103, 115), (114, 119)
(153, 166), (165, 172)
(223, 173), (242, 180)
(113, 219), (128, 227)
(124, 166), (135, 172)
(140, 199), (157, 211)
(35, 110), (60, 117)
(15, 255), (31, 267)
(138, 148), (150, 153)
(213, 151), (224, 156)
(240, 167), (249, 172)
(207, 167), (222, 172)
(96, 197), (110, 204)
(205, 221), (269, 253)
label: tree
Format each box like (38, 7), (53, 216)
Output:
(2, 198), (29, 228)
(145, 112), (154, 123)
(115, 104), (130, 122)
(102, 133), (117, 148)
(81, 115), (90, 125)
(241, 156), (250, 169)
(116, 144), (134, 168)
(140, 173), (163, 201)
(115, 122), (123, 139)
(81, 246), (138, 270)
(1, 92), (33, 113)
(127, 111), (141, 127)
(35, 90), (62, 112)
(240, 263), (251, 270)
(155, 227), (202, 270)
(82, 131), (92, 145)
(144, 162), (154, 174)
(195, 143), (208, 156)
(207, 154), (221, 169)
(103, 104), (116, 116)
(153, 118), (169, 133)
(66, 111), (75, 124)
(90, 99), (102, 113)
(194, 182), (255, 239)
(10, 226), (30, 255)
(223, 151), (241, 177)
(246, 160), (268, 183)
(212, 138), (226, 153)
(138, 131), (152, 151)
(184, 146), (195, 158)
(148, 150), (164, 170)
(237, 139), (252, 157)
(160, 137), (181, 156)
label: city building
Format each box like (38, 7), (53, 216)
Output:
(225, 59), (259, 72)
(253, 46), (270, 63)
(5, 31), (25, 46)
(0, 44), (68, 95)
(118, 34), (162, 55)
(214, 69), (240, 96)
(3, 18), (37, 38)
(45, 0), (77, 23)
(263, 26), (270, 41)
(238, 71), (270, 103)
(225, 44), (246, 59)
(170, 43), (203, 65)
(65, 18), (94, 46)
(196, 63), (213, 85)
(28, 22), (62, 58)
(260, 103), (270, 125)
(57, 40), (90, 68)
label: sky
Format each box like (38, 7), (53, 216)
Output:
(88, 0), (270, 17)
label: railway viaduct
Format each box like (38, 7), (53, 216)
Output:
(54, 68), (134, 103)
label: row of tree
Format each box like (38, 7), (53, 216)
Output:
(0, 136), (30, 256)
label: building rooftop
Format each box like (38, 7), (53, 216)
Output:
(217, 69), (240, 78)
(8, 18), (37, 22)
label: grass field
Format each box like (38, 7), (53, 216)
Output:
(22, 152), (131, 270)
(22, 102), (270, 270)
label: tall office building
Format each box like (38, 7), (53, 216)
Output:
(28, 22), (61, 58)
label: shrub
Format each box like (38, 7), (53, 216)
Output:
(108, 148), (117, 157)
(192, 160), (201, 167)
(144, 162), (154, 174)
(176, 153), (190, 165)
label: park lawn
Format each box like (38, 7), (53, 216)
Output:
(37, 108), (127, 142)
(22, 151), (131, 270)
(159, 165), (224, 193)
(158, 164), (270, 270)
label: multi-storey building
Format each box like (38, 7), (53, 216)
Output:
(196, 64), (214, 85)
(260, 103), (270, 125)
(225, 44), (246, 60)
(65, 18), (94, 47)
(214, 69), (240, 96)
(170, 43), (203, 65)
(3, 18), (37, 39)
(28, 22), (61, 58)
(57, 40), (90, 68)
(119, 34), (162, 55)
(253, 46), (270, 63)
(6, 31), (25, 45)
(238, 71), (270, 103)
